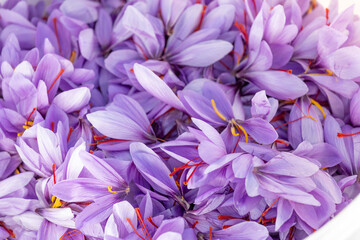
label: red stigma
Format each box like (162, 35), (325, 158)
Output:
(132, 39), (148, 60)
(259, 197), (279, 225)
(222, 225), (232, 229)
(271, 68), (292, 74)
(147, 216), (158, 228)
(218, 215), (238, 220)
(209, 226), (213, 240)
(235, 21), (249, 43)
(52, 163), (56, 184)
(289, 226), (295, 240)
(325, 8), (330, 25)
(337, 132), (360, 138)
(274, 139), (289, 146)
(244, 10), (247, 27)
(26, 108), (37, 125)
(67, 127), (74, 143)
(53, 18), (63, 56)
(59, 229), (82, 240)
(50, 121), (55, 132)
(252, 0), (257, 13)
(192, 221), (199, 228)
(135, 208), (152, 240)
(0, 222), (15, 238)
(48, 68), (65, 94)
(195, 5), (207, 31)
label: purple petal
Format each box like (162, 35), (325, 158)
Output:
(169, 40), (233, 67)
(245, 70), (308, 100)
(241, 118), (278, 144)
(214, 221), (268, 240)
(60, 0), (99, 23)
(130, 142), (180, 196)
(79, 29), (100, 61)
(52, 178), (109, 202)
(324, 46), (360, 79)
(0, 172), (33, 198)
(202, 4), (235, 33)
(133, 63), (185, 111)
(53, 87), (91, 113)
(351, 89), (360, 126)
(95, 9), (112, 47)
(259, 152), (319, 177)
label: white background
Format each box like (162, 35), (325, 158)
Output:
(318, 0), (359, 13)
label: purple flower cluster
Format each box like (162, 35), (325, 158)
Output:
(0, 0), (360, 239)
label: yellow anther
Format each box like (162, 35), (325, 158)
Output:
(51, 195), (56, 203)
(17, 132), (23, 137)
(211, 99), (227, 121)
(22, 125), (31, 130)
(15, 169), (20, 174)
(230, 125), (239, 137)
(325, 69), (334, 76)
(51, 197), (62, 208)
(108, 185), (119, 194)
(307, 115), (317, 122)
(232, 120), (248, 143)
(310, 98), (326, 119)
(26, 121), (33, 126)
(70, 50), (76, 63)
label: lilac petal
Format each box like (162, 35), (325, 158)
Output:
(157, 232), (182, 240)
(37, 220), (67, 240)
(292, 189), (336, 229)
(0, 8), (35, 29)
(275, 198), (293, 231)
(259, 152), (319, 177)
(214, 221), (268, 240)
(318, 27), (347, 57)
(153, 218), (185, 239)
(60, 0), (99, 23)
(104, 49), (140, 77)
(245, 70), (308, 100)
(0, 198), (34, 216)
(324, 46), (360, 79)
(241, 118), (278, 144)
(312, 171), (342, 204)
(133, 63), (185, 111)
(232, 154), (253, 178)
(69, 68), (96, 84)
(198, 140), (226, 164)
(247, 10), (264, 66)
(248, 41), (273, 71)
(33, 53), (62, 91)
(251, 90), (271, 119)
(293, 141), (342, 168)
(95, 9), (112, 47)
(0, 172), (33, 198)
(264, 5), (286, 43)
(167, 4), (203, 51)
(130, 142), (180, 196)
(351, 89), (360, 126)
(202, 4), (235, 33)
(192, 118), (226, 149)
(111, 201), (137, 238)
(122, 6), (158, 58)
(8, 72), (37, 117)
(309, 75), (358, 99)
(270, 44), (294, 68)
(169, 40), (232, 67)
(52, 178), (109, 202)
(178, 90), (224, 125)
(79, 29), (100, 61)
(76, 194), (117, 229)
(36, 208), (75, 228)
(205, 153), (241, 174)
(37, 126), (62, 167)
(79, 151), (125, 186)
(86, 110), (148, 141)
(53, 87), (90, 113)
(107, 94), (151, 132)
(1, 34), (21, 67)
(160, 0), (188, 31)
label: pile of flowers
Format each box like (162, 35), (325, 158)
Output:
(0, 0), (360, 239)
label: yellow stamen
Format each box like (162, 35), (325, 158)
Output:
(15, 169), (20, 174)
(70, 50), (76, 63)
(307, 115), (317, 122)
(26, 121), (33, 126)
(108, 185), (119, 194)
(17, 132), (23, 137)
(22, 125), (31, 130)
(51, 197), (62, 208)
(310, 98), (326, 119)
(308, 69), (334, 76)
(51, 195), (56, 202)
(230, 125), (239, 137)
(232, 120), (248, 143)
(322, 167), (328, 170)
(211, 99), (227, 121)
